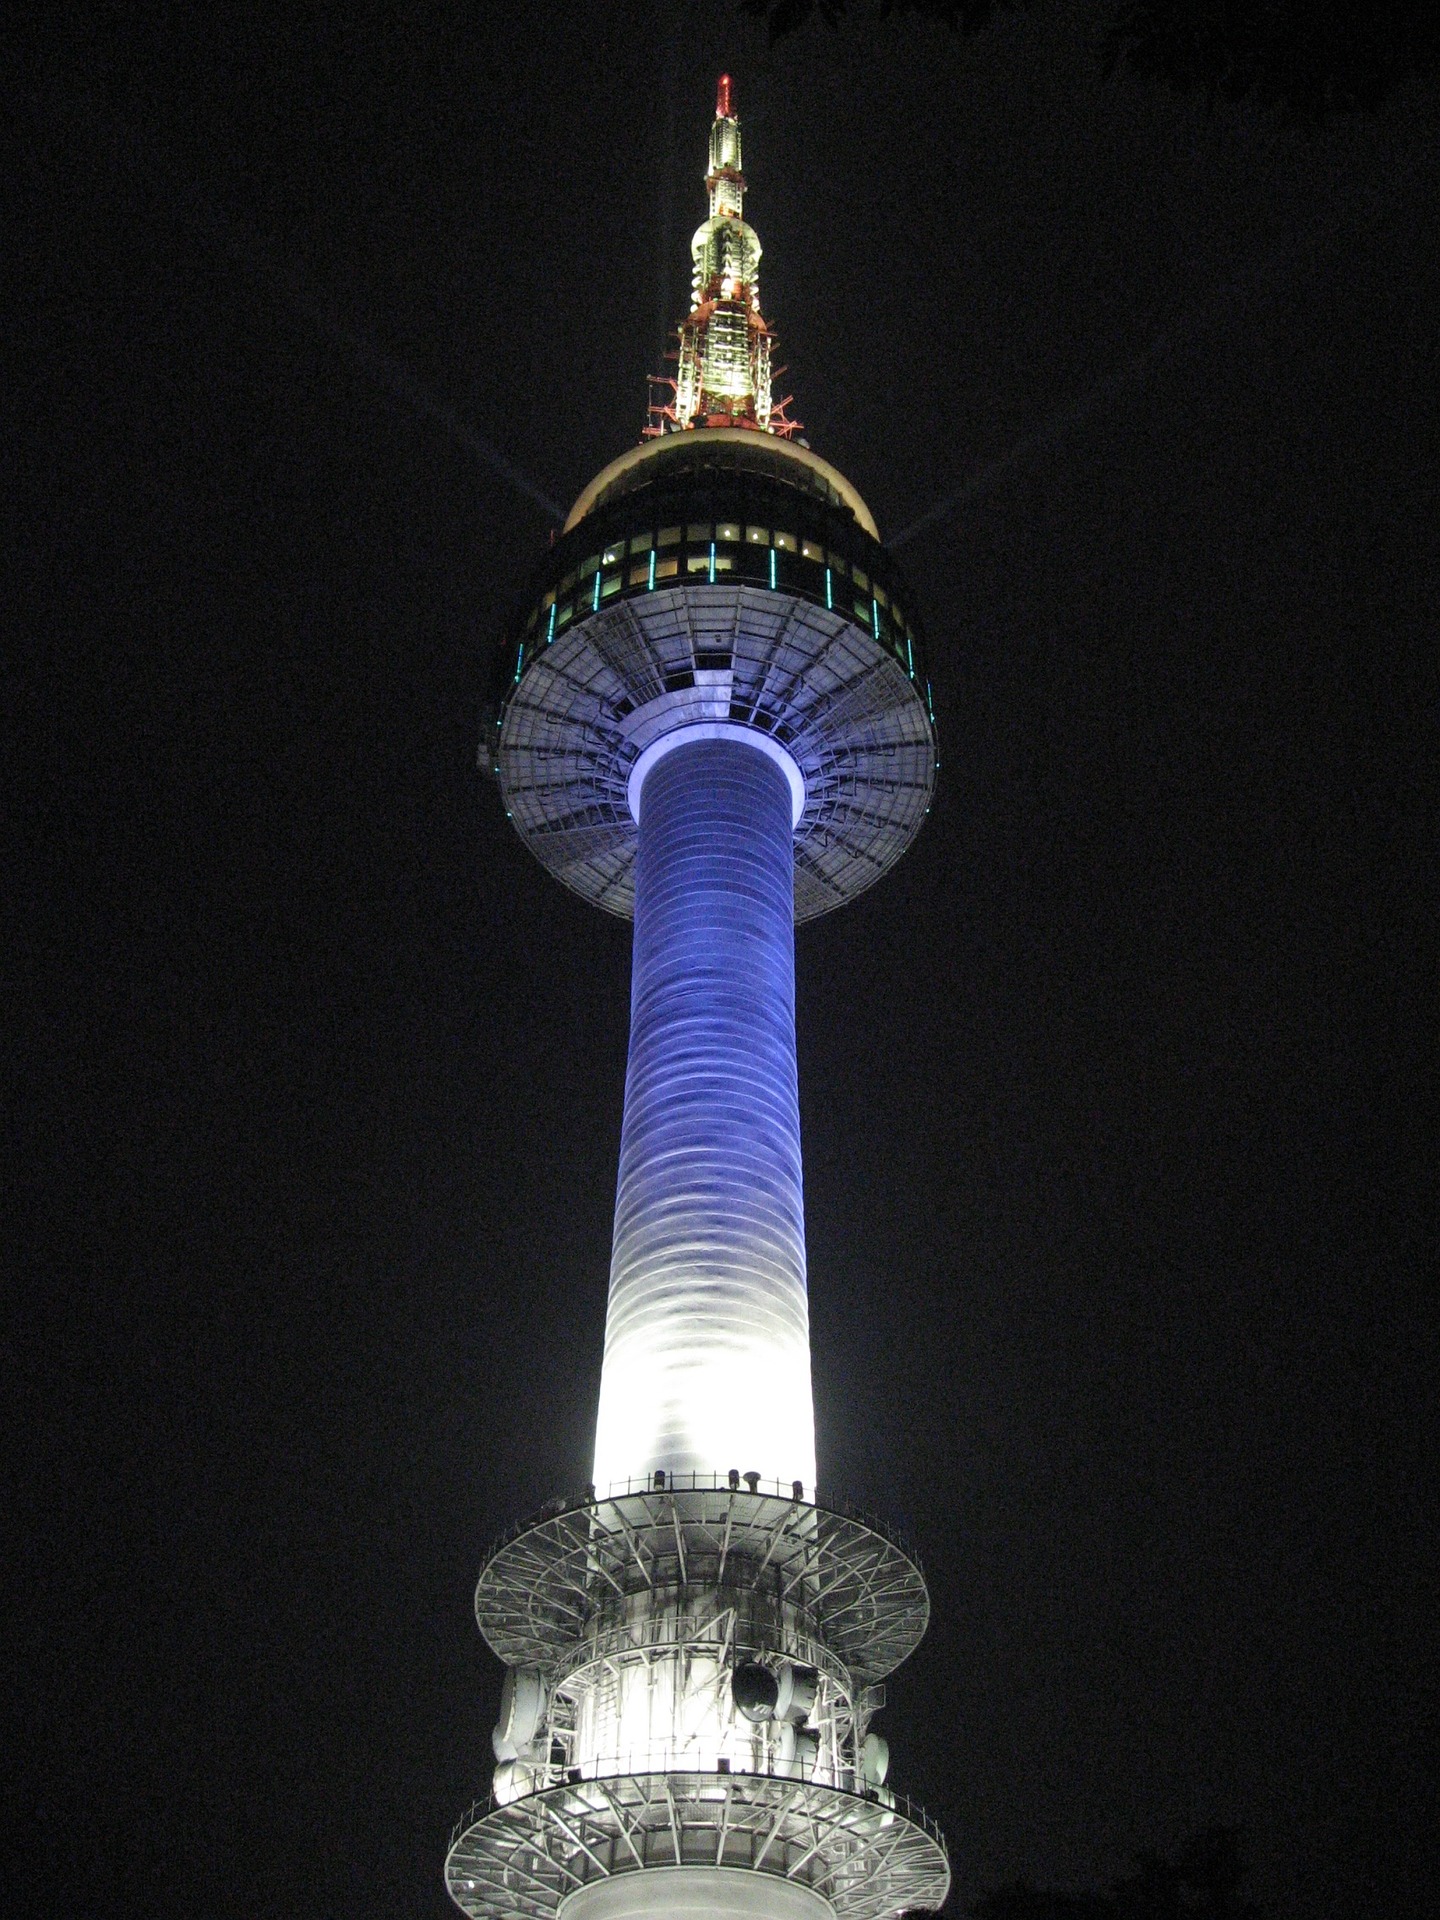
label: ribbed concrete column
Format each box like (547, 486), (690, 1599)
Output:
(591, 733), (816, 1494)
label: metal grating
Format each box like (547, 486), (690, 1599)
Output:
(446, 1769), (950, 1920)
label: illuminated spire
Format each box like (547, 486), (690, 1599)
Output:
(655, 75), (796, 438)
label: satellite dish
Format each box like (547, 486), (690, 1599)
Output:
(492, 1666), (546, 1761)
(861, 1731), (890, 1787)
(732, 1660), (780, 1722)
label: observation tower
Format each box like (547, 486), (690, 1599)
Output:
(448, 79), (947, 1920)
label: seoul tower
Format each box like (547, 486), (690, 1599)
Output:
(447, 79), (948, 1920)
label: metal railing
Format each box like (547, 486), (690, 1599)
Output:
(450, 1756), (949, 1860)
(479, 1472), (925, 1579)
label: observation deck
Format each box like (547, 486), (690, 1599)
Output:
(485, 431), (937, 923)
(473, 1479), (931, 1689)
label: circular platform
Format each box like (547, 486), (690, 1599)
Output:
(484, 435), (937, 922)
(474, 1484), (930, 1688)
(445, 1768), (950, 1920)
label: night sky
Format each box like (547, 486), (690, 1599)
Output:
(8, 6), (1437, 1919)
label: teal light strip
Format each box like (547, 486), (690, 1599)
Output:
(905, 631), (915, 678)
(648, 549), (656, 590)
(592, 571), (602, 612)
(709, 540), (716, 584)
(546, 604), (556, 645)
(769, 548), (777, 589)
(871, 598), (881, 641)
(513, 643), (525, 684)
(825, 567), (833, 610)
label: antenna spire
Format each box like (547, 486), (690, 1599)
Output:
(650, 75), (797, 439)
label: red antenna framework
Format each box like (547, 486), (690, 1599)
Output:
(643, 75), (802, 442)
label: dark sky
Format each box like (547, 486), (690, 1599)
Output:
(7, 5), (1437, 1919)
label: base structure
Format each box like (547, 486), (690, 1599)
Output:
(446, 1770), (948, 1920)
(448, 1481), (949, 1920)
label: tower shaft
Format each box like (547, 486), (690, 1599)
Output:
(595, 732), (815, 1495)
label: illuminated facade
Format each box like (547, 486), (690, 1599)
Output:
(448, 81), (947, 1920)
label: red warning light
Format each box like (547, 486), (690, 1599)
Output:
(716, 73), (734, 119)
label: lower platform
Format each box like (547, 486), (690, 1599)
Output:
(445, 1768), (950, 1920)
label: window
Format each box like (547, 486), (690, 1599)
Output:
(560, 570), (577, 594)
(556, 605), (573, 632)
(628, 562), (649, 587)
(629, 531), (653, 553)
(582, 555), (600, 576)
(658, 526), (682, 546)
(773, 530), (797, 552)
(746, 525), (769, 545)
(601, 573), (622, 598)
(716, 522), (741, 544)
(827, 552), (846, 575)
(686, 523), (711, 542)
(801, 540), (823, 564)
(852, 567), (869, 592)
(686, 553), (711, 573)
(874, 583), (889, 609)
(602, 542), (624, 566)
(655, 556), (679, 579)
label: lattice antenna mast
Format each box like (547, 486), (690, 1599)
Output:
(661, 73), (794, 437)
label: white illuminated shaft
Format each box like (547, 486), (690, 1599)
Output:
(592, 734), (816, 1493)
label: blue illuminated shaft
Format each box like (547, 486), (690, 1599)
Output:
(591, 736), (817, 1493)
